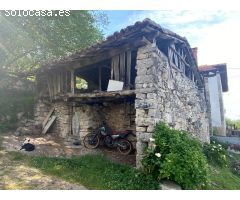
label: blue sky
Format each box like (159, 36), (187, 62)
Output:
(103, 11), (240, 119)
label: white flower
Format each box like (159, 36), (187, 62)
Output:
(149, 138), (155, 142)
(155, 153), (161, 158)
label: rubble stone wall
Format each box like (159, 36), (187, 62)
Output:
(74, 102), (135, 141)
(135, 42), (210, 167)
(34, 100), (70, 137)
(74, 104), (101, 140)
(53, 101), (71, 138)
(34, 99), (52, 126)
(101, 102), (135, 132)
(34, 99), (135, 140)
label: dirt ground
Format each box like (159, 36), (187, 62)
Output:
(0, 132), (136, 190)
(1, 133), (136, 166)
(0, 149), (87, 190)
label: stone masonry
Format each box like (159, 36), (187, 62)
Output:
(34, 100), (135, 142)
(74, 102), (135, 141)
(34, 99), (51, 126)
(135, 42), (210, 167)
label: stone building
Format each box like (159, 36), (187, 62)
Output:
(199, 63), (228, 136)
(33, 19), (210, 167)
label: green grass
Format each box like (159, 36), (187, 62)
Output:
(2, 134), (240, 190)
(5, 150), (240, 190)
(206, 152), (240, 190)
(207, 165), (240, 189)
(6, 152), (159, 190)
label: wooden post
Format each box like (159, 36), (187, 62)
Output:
(57, 72), (61, 93)
(99, 66), (102, 91)
(119, 52), (125, 82)
(112, 55), (120, 81)
(126, 50), (131, 89)
(70, 69), (75, 94)
(46, 74), (52, 100)
(52, 74), (56, 97)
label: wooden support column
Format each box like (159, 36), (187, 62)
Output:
(52, 74), (56, 97)
(99, 66), (102, 91)
(119, 52), (125, 82)
(126, 50), (131, 89)
(57, 72), (61, 93)
(46, 74), (53, 100)
(70, 69), (75, 94)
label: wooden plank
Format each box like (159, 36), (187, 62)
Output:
(111, 59), (114, 79)
(60, 71), (63, 93)
(113, 55), (119, 81)
(42, 115), (56, 134)
(72, 111), (80, 136)
(119, 52), (125, 82)
(99, 66), (102, 91)
(52, 74), (56, 97)
(64, 71), (67, 93)
(70, 37), (148, 70)
(67, 71), (72, 93)
(70, 69), (75, 94)
(55, 73), (59, 95)
(42, 107), (55, 128)
(65, 71), (69, 92)
(57, 72), (61, 93)
(46, 74), (52, 100)
(126, 50), (131, 88)
(169, 46), (190, 67)
(51, 74), (54, 96)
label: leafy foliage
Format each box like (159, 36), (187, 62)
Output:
(0, 88), (35, 132)
(210, 137), (229, 150)
(226, 118), (240, 129)
(207, 164), (240, 189)
(203, 142), (228, 167)
(142, 122), (209, 189)
(0, 10), (108, 73)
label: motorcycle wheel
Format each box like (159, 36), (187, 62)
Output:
(117, 139), (132, 155)
(104, 135), (114, 148)
(83, 133), (100, 149)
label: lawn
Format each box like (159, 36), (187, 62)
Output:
(7, 151), (159, 190)
(207, 165), (240, 189)
(6, 150), (240, 190)
(207, 152), (240, 190)
(1, 134), (240, 190)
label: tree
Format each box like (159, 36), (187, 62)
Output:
(0, 10), (108, 73)
(226, 118), (240, 129)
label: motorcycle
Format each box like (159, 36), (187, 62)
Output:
(83, 122), (134, 155)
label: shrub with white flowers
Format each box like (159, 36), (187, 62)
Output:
(141, 122), (209, 189)
(203, 142), (228, 167)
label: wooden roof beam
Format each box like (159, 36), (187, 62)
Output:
(64, 37), (149, 70)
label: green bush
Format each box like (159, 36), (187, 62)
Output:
(142, 122), (209, 189)
(210, 137), (229, 150)
(203, 142), (228, 167)
(0, 88), (35, 132)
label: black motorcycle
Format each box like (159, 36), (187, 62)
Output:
(83, 122), (134, 155)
